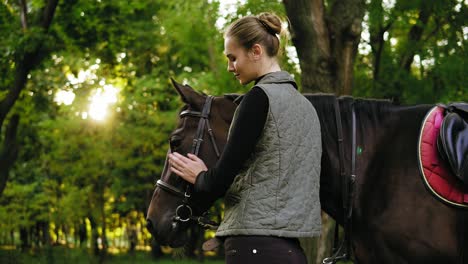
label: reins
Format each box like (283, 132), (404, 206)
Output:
(323, 98), (357, 264)
(156, 95), (220, 230)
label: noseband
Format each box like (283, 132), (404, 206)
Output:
(156, 95), (220, 229)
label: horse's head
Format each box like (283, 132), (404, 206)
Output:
(146, 79), (236, 247)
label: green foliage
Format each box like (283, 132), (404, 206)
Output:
(0, 182), (40, 231)
(1, 0), (251, 255)
(354, 0), (467, 104)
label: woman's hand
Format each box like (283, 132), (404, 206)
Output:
(168, 152), (208, 184)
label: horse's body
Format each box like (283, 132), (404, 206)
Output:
(146, 81), (465, 263)
(312, 96), (460, 263)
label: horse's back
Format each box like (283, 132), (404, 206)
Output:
(354, 103), (461, 263)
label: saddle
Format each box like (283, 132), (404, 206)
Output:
(417, 106), (468, 208)
(437, 103), (468, 185)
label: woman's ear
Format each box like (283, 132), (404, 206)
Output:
(250, 44), (263, 60)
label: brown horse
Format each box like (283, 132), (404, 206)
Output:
(146, 80), (467, 263)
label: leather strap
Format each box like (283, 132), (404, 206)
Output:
(157, 95), (220, 229)
(323, 98), (356, 264)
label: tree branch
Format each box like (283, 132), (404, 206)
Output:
(421, 17), (443, 44)
(41, 0), (59, 29)
(399, 8), (430, 72)
(371, 21), (393, 81)
(0, 0), (59, 129)
(19, 0), (28, 30)
(0, 114), (19, 196)
(0, 0), (59, 197)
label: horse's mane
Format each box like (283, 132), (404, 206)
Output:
(223, 92), (403, 128)
(347, 96), (396, 125)
(305, 93), (395, 115)
(305, 94), (400, 137)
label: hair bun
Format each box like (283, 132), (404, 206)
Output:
(225, 12), (283, 57)
(257, 12), (282, 35)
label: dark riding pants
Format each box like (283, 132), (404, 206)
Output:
(224, 236), (307, 264)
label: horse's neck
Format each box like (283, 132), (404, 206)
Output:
(314, 97), (432, 221)
(307, 95), (401, 220)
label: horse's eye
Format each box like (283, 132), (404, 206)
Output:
(169, 135), (182, 150)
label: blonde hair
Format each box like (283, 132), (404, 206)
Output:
(225, 12), (283, 57)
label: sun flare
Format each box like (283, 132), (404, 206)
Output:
(88, 84), (119, 121)
(57, 61), (120, 121)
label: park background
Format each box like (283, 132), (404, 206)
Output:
(0, 0), (466, 263)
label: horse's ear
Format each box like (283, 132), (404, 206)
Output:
(170, 78), (204, 107)
(170, 78), (189, 102)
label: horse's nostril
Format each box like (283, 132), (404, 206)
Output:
(146, 219), (154, 232)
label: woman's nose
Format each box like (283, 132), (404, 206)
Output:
(227, 63), (234, 72)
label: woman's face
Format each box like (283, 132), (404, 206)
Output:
(224, 37), (259, 85)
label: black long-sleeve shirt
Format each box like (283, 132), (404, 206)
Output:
(194, 86), (269, 198)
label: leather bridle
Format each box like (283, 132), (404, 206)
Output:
(323, 98), (357, 264)
(156, 95), (220, 229)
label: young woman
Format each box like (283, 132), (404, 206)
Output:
(168, 12), (322, 264)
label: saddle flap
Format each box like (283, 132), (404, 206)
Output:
(437, 104), (468, 183)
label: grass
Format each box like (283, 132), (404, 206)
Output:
(0, 247), (225, 264)
(0, 246), (353, 264)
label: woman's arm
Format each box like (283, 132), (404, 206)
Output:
(194, 87), (269, 198)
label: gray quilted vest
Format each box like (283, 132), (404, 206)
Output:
(216, 71), (322, 238)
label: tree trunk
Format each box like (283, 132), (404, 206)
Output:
(368, 0), (394, 83)
(10, 230), (15, 245)
(0, 115), (19, 196)
(78, 219), (87, 247)
(20, 227), (30, 251)
(54, 224), (60, 244)
(283, 0), (334, 93)
(41, 221), (51, 246)
(98, 191), (108, 263)
(40, 221), (54, 264)
(328, 0), (365, 95)
(89, 216), (100, 257)
(0, 0), (59, 197)
(283, 0), (365, 95)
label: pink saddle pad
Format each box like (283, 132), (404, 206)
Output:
(418, 106), (468, 208)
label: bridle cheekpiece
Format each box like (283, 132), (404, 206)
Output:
(156, 95), (220, 229)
